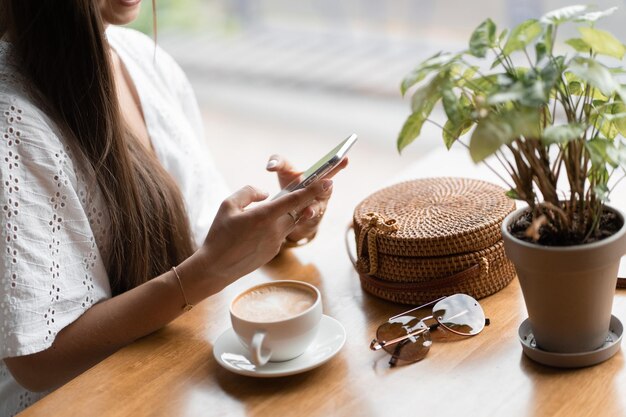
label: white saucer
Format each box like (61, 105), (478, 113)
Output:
(518, 315), (623, 368)
(213, 315), (346, 377)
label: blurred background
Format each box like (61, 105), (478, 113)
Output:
(127, 0), (626, 247)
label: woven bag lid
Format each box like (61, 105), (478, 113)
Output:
(353, 177), (515, 258)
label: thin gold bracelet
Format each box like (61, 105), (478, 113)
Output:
(171, 266), (194, 312)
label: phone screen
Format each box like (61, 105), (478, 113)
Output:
(273, 133), (357, 199)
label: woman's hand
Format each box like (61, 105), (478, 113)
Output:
(3, 180), (332, 393)
(191, 179), (333, 297)
(266, 155), (348, 244)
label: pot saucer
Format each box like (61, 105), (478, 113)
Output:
(213, 315), (346, 377)
(518, 315), (623, 368)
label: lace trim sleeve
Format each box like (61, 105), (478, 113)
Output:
(0, 92), (111, 359)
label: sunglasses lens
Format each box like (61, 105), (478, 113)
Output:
(376, 318), (432, 362)
(432, 294), (485, 336)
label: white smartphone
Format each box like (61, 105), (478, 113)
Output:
(272, 133), (358, 199)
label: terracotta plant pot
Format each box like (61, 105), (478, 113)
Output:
(502, 205), (626, 353)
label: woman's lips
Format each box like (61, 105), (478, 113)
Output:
(117, 0), (141, 7)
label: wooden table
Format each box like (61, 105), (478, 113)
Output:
(19, 148), (626, 417)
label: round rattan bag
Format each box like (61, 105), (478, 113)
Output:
(349, 177), (516, 304)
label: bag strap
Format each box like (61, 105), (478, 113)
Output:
(345, 221), (488, 293)
(358, 263), (484, 293)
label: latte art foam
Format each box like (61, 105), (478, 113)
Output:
(233, 285), (316, 322)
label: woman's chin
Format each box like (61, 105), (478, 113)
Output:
(101, 0), (142, 26)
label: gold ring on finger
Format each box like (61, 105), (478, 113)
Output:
(287, 210), (299, 223)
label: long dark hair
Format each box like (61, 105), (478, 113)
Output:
(0, 1), (195, 295)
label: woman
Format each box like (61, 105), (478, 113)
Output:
(0, 1), (346, 414)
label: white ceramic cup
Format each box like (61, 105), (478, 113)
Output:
(230, 280), (323, 366)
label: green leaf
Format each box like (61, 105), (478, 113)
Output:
(411, 74), (445, 113)
(442, 90), (473, 149)
(563, 72), (584, 96)
(400, 52), (455, 96)
(537, 57), (561, 98)
(487, 65), (556, 106)
(397, 112), (428, 153)
(469, 108), (542, 162)
(568, 80), (583, 95)
(607, 142), (626, 167)
(601, 111), (626, 122)
(542, 24), (554, 55)
(541, 123), (585, 144)
(498, 29), (509, 44)
(454, 66), (479, 87)
(564, 72), (607, 99)
(535, 42), (548, 63)
(575, 7), (618, 23)
(443, 119), (473, 149)
(568, 57), (621, 97)
(610, 102), (626, 136)
(466, 74), (499, 94)
(579, 27), (625, 59)
(490, 55), (505, 70)
(592, 101), (626, 140)
(469, 115), (513, 162)
(535, 24), (555, 62)
(540, 5), (588, 24)
(593, 183), (610, 203)
(503, 20), (542, 55)
(609, 67), (626, 75)
(441, 84), (464, 126)
(469, 18), (496, 58)
(588, 164), (610, 202)
(586, 138), (618, 168)
(487, 83), (526, 104)
(508, 108), (542, 139)
(505, 189), (522, 200)
(565, 38), (591, 53)
(600, 119), (618, 140)
(398, 74), (447, 153)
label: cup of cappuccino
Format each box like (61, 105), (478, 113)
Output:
(230, 280), (322, 366)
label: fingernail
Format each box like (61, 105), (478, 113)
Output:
(321, 179), (333, 191)
(309, 208), (316, 218)
(266, 159), (278, 169)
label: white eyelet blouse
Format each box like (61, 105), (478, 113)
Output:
(0, 26), (230, 416)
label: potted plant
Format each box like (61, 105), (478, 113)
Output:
(397, 5), (626, 361)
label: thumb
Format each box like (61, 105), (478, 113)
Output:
(225, 185), (269, 211)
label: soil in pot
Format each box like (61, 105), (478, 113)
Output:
(509, 208), (623, 246)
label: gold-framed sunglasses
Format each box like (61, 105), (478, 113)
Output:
(370, 294), (489, 366)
